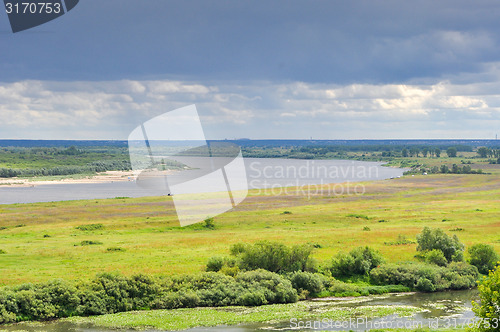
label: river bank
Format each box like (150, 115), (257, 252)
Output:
(0, 171), (140, 187)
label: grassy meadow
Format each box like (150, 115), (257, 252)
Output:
(0, 166), (499, 287)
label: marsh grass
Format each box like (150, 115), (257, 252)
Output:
(67, 301), (423, 331)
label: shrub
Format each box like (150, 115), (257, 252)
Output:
(385, 234), (415, 246)
(325, 279), (362, 297)
(237, 291), (267, 306)
(346, 213), (369, 220)
(0, 304), (16, 324)
(206, 256), (225, 272)
(79, 240), (103, 246)
(205, 256), (238, 274)
(231, 241), (316, 274)
(472, 264), (500, 331)
(106, 247), (126, 252)
(416, 227), (464, 263)
(416, 277), (436, 292)
(235, 270), (298, 305)
(203, 218), (215, 229)
(75, 224), (104, 231)
(329, 246), (384, 277)
(1, 279), (80, 320)
(423, 249), (448, 267)
(0, 249), (6, 254)
(468, 243), (500, 275)
(370, 261), (478, 292)
(153, 290), (200, 309)
(287, 271), (328, 295)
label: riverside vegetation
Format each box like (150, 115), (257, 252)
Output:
(0, 227), (497, 327)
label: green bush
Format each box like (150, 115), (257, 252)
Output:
(153, 290), (200, 309)
(205, 256), (225, 272)
(203, 218), (215, 229)
(106, 247), (126, 252)
(329, 246), (384, 277)
(235, 269), (298, 304)
(3, 279), (80, 320)
(79, 273), (160, 314)
(205, 256), (238, 274)
(163, 270), (297, 308)
(370, 261), (478, 292)
(237, 291), (267, 306)
(472, 264), (500, 331)
(75, 224), (104, 231)
(416, 277), (436, 292)
(230, 241), (316, 274)
(79, 240), (103, 246)
(468, 243), (500, 274)
(416, 227), (464, 263)
(324, 279), (363, 297)
(287, 271), (328, 295)
(423, 249), (448, 267)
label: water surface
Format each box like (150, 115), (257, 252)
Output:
(0, 158), (405, 204)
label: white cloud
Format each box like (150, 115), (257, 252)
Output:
(0, 74), (499, 139)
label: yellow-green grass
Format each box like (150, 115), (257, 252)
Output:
(0, 171), (499, 286)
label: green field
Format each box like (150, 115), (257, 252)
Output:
(0, 153), (498, 330)
(0, 170), (499, 287)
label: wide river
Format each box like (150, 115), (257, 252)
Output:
(0, 158), (406, 204)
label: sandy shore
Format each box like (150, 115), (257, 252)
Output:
(0, 171), (142, 187)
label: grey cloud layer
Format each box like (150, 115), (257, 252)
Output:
(1, 0), (500, 83)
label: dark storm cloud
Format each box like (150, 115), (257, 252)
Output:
(1, 0), (499, 83)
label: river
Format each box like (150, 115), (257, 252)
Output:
(0, 158), (406, 204)
(1, 289), (478, 331)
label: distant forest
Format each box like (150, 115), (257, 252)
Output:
(0, 139), (499, 178)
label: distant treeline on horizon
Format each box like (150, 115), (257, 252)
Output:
(0, 139), (499, 149)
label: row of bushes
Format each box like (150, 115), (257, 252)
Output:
(0, 270), (298, 324)
(0, 160), (131, 178)
(209, 228), (498, 279)
(206, 228), (498, 297)
(370, 262), (478, 292)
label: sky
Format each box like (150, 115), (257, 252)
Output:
(0, 0), (499, 140)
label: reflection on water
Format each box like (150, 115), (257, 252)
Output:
(2, 290), (479, 332)
(270, 289), (479, 331)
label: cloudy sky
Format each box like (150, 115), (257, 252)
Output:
(1, 0), (499, 139)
